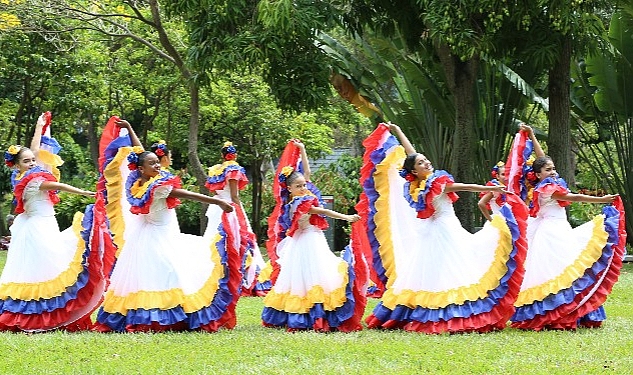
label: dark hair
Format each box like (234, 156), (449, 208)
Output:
(285, 170), (303, 186)
(532, 156), (553, 174)
(402, 153), (419, 173)
(137, 151), (154, 168)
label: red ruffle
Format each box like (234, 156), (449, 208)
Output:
(417, 175), (459, 219)
(0, 205), (107, 331)
(13, 172), (59, 214)
(129, 176), (182, 215)
(513, 197), (626, 330)
(529, 183), (570, 217)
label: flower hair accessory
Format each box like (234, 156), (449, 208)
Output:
(153, 141), (167, 157)
(278, 165), (294, 187)
(4, 145), (22, 167)
(223, 141), (237, 161)
(127, 146), (145, 170)
(399, 167), (416, 182)
(491, 161), (505, 179)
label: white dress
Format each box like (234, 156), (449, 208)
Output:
(0, 171), (105, 332)
(511, 177), (625, 330)
(360, 124), (528, 334)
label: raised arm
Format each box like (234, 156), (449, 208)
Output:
(388, 123), (416, 155)
(520, 123), (545, 158)
(115, 119), (143, 147)
(294, 140), (311, 181)
(169, 188), (234, 212)
(30, 113), (47, 156)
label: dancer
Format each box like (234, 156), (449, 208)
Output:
(205, 142), (269, 296)
(478, 161), (507, 221)
(262, 140), (364, 331)
(511, 124), (625, 330)
(0, 112), (105, 332)
(361, 123), (528, 334)
(94, 116), (242, 332)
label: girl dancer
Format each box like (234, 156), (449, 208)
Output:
(94, 116), (242, 332)
(361, 123), (528, 334)
(262, 140), (364, 331)
(0, 112), (105, 332)
(478, 161), (507, 221)
(510, 124), (625, 330)
(205, 142), (269, 296)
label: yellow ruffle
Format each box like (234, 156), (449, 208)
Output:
(207, 161), (239, 177)
(515, 215), (608, 306)
(0, 212), (85, 300)
(372, 145), (406, 289)
(129, 174), (162, 198)
(264, 261), (349, 313)
(38, 149), (64, 181)
(257, 261), (273, 283)
(102, 232), (225, 314)
(381, 216), (512, 309)
(103, 146), (135, 257)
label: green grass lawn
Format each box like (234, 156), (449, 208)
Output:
(0, 250), (631, 374)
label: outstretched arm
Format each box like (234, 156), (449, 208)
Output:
(40, 181), (95, 197)
(169, 188), (234, 212)
(446, 182), (506, 194)
(309, 206), (361, 222)
(478, 192), (494, 221)
(552, 192), (618, 204)
(388, 123), (416, 155)
(115, 119), (143, 147)
(294, 140), (311, 181)
(30, 113), (47, 156)
(520, 123), (545, 158)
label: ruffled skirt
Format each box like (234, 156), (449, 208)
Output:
(262, 226), (358, 331)
(511, 202), (625, 330)
(0, 206), (105, 332)
(365, 201), (527, 334)
(95, 211), (241, 332)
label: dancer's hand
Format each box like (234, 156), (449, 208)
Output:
(220, 201), (234, 213)
(115, 119), (131, 129)
(346, 214), (361, 223)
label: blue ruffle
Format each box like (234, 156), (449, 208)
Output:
(125, 170), (178, 209)
(41, 135), (62, 154)
(369, 203), (522, 323)
(402, 170), (455, 212)
(206, 163), (247, 186)
(363, 134), (400, 287)
(261, 250), (357, 330)
(578, 306), (606, 323)
(511, 205), (620, 322)
(0, 204), (95, 314)
(96, 220), (236, 331)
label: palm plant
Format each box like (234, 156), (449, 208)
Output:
(571, 6), (633, 244)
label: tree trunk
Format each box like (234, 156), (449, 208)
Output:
(548, 35), (574, 187)
(437, 45), (479, 231)
(251, 157), (263, 241)
(86, 114), (100, 169)
(186, 83), (209, 234)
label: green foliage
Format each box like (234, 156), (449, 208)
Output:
(163, 0), (339, 110)
(54, 191), (97, 230)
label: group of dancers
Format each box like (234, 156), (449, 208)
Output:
(0, 113), (626, 334)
